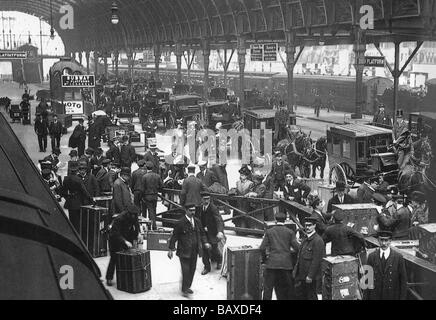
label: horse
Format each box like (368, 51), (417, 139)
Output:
(308, 136), (327, 179)
(280, 130), (313, 178)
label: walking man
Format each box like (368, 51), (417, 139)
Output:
(48, 114), (63, 151)
(141, 161), (163, 230)
(34, 113), (49, 152)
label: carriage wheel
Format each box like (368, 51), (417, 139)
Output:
(329, 164), (347, 186)
(341, 163), (356, 186)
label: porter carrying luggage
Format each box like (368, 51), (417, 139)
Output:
(227, 246), (262, 300)
(79, 205), (108, 258)
(116, 248), (152, 293)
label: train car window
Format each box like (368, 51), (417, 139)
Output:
(332, 135), (341, 155)
(357, 140), (366, 161)
(343, 139), (351, 159)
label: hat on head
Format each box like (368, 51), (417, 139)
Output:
(69, 162), (79, 173)
(69, 149), (78, 157)
(120, 167), (131, 176)
(274, 150), (282, 157)
(239, 166), (251, 176)
(102, 159), (111, 166)
(201, 191), (211, 198)
(41, 169), (51, 176)
(372, 193), (387, 205)
(126, 205), (140, 215)
(335, 181), (346, 191)
(149, 143), (157, 149)
(396, 109), (404, 118)
(146, 161), (154, 169)
(411, 191), (426, 204)
(333, 210), (345, 222)
(85, 148), (95, 155)
(378, 103), (385, 109)
(377, 230), (393, 239)
(137, 159), (146, 167)
(187, 165), (196, 173)
(78, 118), (84, 123)
(111, 162), (120, 168)
(275, 212), (287, 223)
(52, 147), (61, 155)
(304, 217), (318, 224)
(198, 160), (207, 167)
(185, 203), (196, 210)
(121, 135), (129, 142)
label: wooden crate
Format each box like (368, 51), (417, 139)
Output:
(322, 255), (359, 300)
(333, 204), (380, 236)
(418, 224), (436, 263)
(116, 249), (152, 293)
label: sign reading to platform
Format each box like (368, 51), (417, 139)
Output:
(250, 43), (278, 62)
(0, 51), (28, 59)
(62, 75), (95, 88)
(64, 101), (84, 115)
(364, 56), (385, 67)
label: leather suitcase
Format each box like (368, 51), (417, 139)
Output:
(227, 246), (262, 300)
(79, 205), (108, 258)
(322, 255), (359, 300)
(146, 229), (173, 251)
(333, 204), (379, 236)
(116, 249), (152, 293)
(418, 223), (436, 263)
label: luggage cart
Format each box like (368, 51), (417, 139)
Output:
(9, 105), (22, 123)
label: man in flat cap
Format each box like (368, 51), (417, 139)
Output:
(168, 204), (210, 297)
(364, 230), (407, 300)
(131, 159), (148, 216)
(270, 151), (292, 191)
(196, 160), (218, 188)
(261, 212), (300, 300)
(96, 159), (113, 195)
(78, 161), (100, 198)
(322, 210), (365, 257)
(113, 167), (134, 214)
(141, 161), (163, 230)
(106, 205), (141, 286)
(293, 216), (325, 300)
(90, 148), (106, 177)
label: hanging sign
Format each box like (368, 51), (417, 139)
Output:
(364, 56), (385, 67)
(62, 75), (95, 87)
(63, 101), (84, 115)
(250, 44), (278, 62)
(0, 51), (28, 59)
(250, 44), (263, 62)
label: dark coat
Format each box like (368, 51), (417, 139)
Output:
(96, 167), (112, 193)
(141, 171), (163, 201)
(365, 249), (407, 300)
(34, 118), (49, 136)
(270, 161), (292, 185)
(69, 124), (86, 149)
(90, 156), (105, 177)
(62, 174), (92, 210)
(199, 203), (224, 244)
(294, 232), (325, 281)
(42, 154), (60, 171)
(143, 150), (160, 174)
(48, 121), (63, 137)
(180, 175), (209, 207)
(322, 223), (366, 256)
(130, 167), (147, 193)
(82, 173), (100, 198)
(211, 165), (229, 191)
(112, 177), (133, 214)
(109, 212), (140, 253)
(283, 179), (311, 205)
(120, 144), (137, 168)
(357, 183), (375, 204)
(196, 169), (218, 187)
(87, 122), (101, 150)
(260, 224), (300, 270)
(327, 194), (354, 213)
(106, 146), (121, 165)
(377, 206), (412, 240)
(310, 210), (328, 236)
(169, 216), (208, 259)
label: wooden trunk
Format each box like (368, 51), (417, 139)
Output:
(116, 249), (152, 293)
(146, 229), (173, 251)
(322, 255), (359, 300)
(418, 224), (436, 263)
(227, 246), (262, 300)
(79, 205), (108, 258)
(333, 204), (380, 236)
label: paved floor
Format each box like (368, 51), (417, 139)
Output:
(0, 81), (354, 300)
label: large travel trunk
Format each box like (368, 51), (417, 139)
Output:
(418, 223), (436, 263)
(79, 205), (108, 258)
(322, 255), (360, 300)
(9, 105), (22, 122)
(146, 229), (173, 251)
(116, 249), (152, 293)
(227, 246), (262, 300)
(333, 204), (379, 236)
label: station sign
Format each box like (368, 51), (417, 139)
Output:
(64, 101), (84, 115)
(250, 43), (278, 62)
(61, 75), (95, 88)
(364, 56), (385, 67)
(0, 51), (28, 59)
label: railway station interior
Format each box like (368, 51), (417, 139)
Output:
(1, 0), (436, 302)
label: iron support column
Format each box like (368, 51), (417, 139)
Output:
(237, 36), (246, 110)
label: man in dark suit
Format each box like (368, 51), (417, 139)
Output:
(78, 162), (100, 197)
(143, 143), (160, 175)
(43, 147), (61, 172)
(377, 200), (412, 240)
(131, 160), (147, 215)
(180, 165), (209, 208)
(283, 172), (311, 205)
(199, 192), (225, 275)
(293, 217), (325, 300)
(106, 205), (141, 286)
(168, 204), (210, 297)
(364, 230), (407, 300)
(96, 159), (113, 194)
(261, 212), (301, 300)
(62, 163), (94, 232)
(327, 181), (354, 213)
(211, 163), (229, 191)
(90, 148), (105, 177)
(270, 151), (293, 190)
(196, 161), (218, 187)
(141, 161), (163, 230)
(48, 114), (63, 151)
(322, 210), (365, 256)
(357, 171), (377, 203)
(34, 113), (49, 152)
(106, 139), (121, 165)
(112, 167), (134, 214)
(120, 135), (137, 169)
(69, 118), (87, 157)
